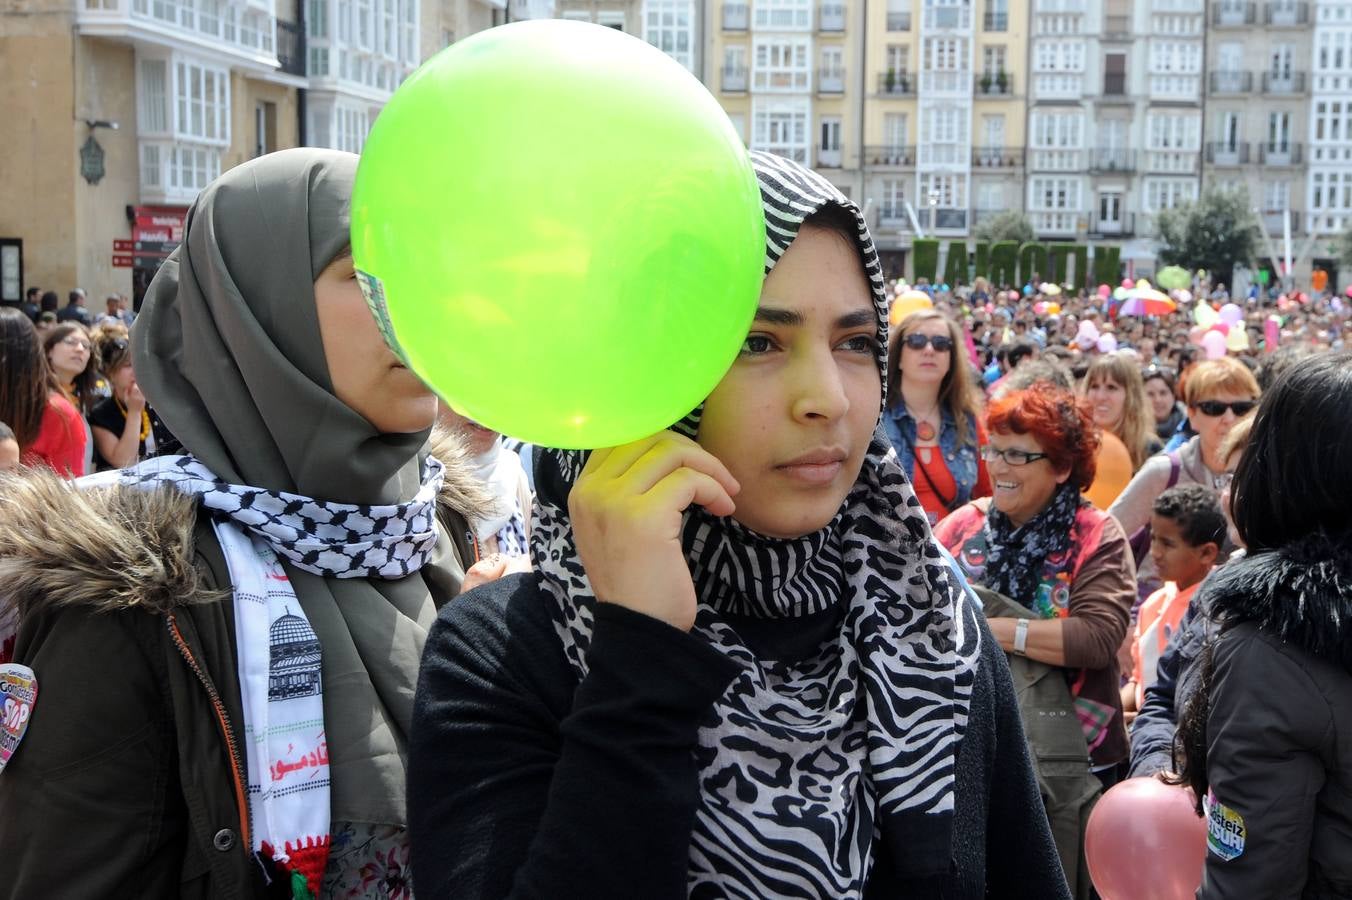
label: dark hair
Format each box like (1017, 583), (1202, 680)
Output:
(986, 382), (1100, 490)
(42, 323), (100, 414)
(1006, 339), (1037, 369)
(0, 421), (14, 444)
(1141, 364), (1177, 394)
(39, 291), (59, 313)
(67, 289), (83, 307)
(24, 287), (39, 302)
(1230, 351), (1352, 551)
(1254, 344), (1313, 393)
(94, 328), (133, 375)
(0, 307), (54, 448)
(802, 203), (863, 254)
(1152, 484), (1226, 549)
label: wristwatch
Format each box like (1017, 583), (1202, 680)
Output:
(1013, 618), (1030, 656)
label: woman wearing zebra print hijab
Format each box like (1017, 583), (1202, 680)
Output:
(409, 153), (1068, 899)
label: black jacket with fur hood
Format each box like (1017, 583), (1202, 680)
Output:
(0, 432), (485, 899)
(1194, 529), (1352, 900)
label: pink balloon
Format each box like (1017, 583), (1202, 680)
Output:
(1121, 278), (1133, 289)
(1219, 303), (1243, 325)
(1188, 325), (1206, 345)
(1098, 284), (1111, 299)
(1097, 334), (1118, 353)
(1202, 331), (1228, 359)
(1086, 779), (1207, 900)
(1210, 322), (1230, 336)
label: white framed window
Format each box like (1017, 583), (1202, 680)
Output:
(1029, 176), (1080, 210)
(644, 0), (694, 70)
(1035, 13), (1082, 34)
(879, 177), (907, 220)
(1144, 178), (1196, 211)
(173, 58), (230, 144)
(924, 37), (966, 71)
(982, 45), (1006, 76)
(752, 0), (811, 29)
(885, 43), (908, 73)
(724, 43), (747, 69)
(977, 181), (1004, 210)
(981, 114), (1005, 148)
(597, 10), (625, 29)
(927, 106), (965, 143)
(1031, 111), (1083, 147)
(1147, 112), (1199, 150)
(1313, 102), (1350, 143)
(752, 98), (810, 162)
(1310, 171), (1352, 217)
(820, 116), (842, 150)
(821, 46), (843, 73)
(753, 37), (811, 90)
(1262, 180), (1290, 211)
(138, 58), (170, 135)
(883, 112), (907, 148)
(1268, 110), (1293, 148)
(1217, 110), (1241, 149)
(335, 103), (370, 153)
(1033, 39), (1085, 72)
(1315, 29), (1352, 73)
(399, 0), (416, 65)
(920, 173), (967, 208)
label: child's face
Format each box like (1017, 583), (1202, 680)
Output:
(697, 224), (881, 539)
(0, 438), (19, 472)
(1149, 513), (1216, 589)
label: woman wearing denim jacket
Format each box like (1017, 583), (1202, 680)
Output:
(883, 309), (991, 524)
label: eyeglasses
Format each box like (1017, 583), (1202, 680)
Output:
(60, 336), (92, 351)
(981, 446), (1049, 466)
(1192, 399), (1257, 417)
(903, 333), (954, 352)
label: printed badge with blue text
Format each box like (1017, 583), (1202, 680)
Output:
(1205, 789), (1246, 861)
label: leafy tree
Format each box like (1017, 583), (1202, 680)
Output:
(1154, 186), (1260, 285)
(973, 210), (1034, 245)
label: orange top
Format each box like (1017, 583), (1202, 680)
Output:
(1085, 430), (1134, 510)
(912, 445), (958, 526)
(1132, 580), (1200, 708)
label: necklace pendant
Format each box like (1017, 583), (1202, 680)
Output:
(916, 420), (936, 442)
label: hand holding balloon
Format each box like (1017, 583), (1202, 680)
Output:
(569, 432), (739, 631)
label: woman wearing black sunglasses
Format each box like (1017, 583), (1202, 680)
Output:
(1109, 357), (1259, 601)
(883, 309), (990, 524)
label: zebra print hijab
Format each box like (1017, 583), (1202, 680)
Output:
(531, 151), (982, 896)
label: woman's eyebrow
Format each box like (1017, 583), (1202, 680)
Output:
(837, 309), (876, 329)
(753, 307), (877, 329)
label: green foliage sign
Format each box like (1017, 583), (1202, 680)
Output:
(910, 239), (1123, 289)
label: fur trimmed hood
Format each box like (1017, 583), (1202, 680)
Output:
(0, 429), (493, 618)
(1202, 528), (1352, 673)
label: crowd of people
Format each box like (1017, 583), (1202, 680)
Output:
(0, 146), (1348, 899)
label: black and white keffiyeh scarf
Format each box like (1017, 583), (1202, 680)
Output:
(981, 481), (1084, 609)
(532, 152), (982, 897)
(81, 453), (443, 895)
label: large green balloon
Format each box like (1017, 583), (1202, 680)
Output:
(351, 20), (765, 449)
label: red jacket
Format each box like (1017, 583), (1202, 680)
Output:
(21, 392), (86, 477)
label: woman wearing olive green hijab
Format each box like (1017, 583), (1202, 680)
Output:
(0, 148), (488, 898)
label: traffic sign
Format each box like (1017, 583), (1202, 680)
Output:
(112, 254), (133, 268)
(133, 255), (171, 270)
(133, 240), (177, 255)
(113, 239), (134, 252)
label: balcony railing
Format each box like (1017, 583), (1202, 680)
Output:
(1145, 150), (1201, 174)
(1264, 1), (1308, 24)
(886, 10), (911, 30)
(983, 10), (1008, 30)
(721, 65), (748, 92)
(1257, 142), (1303, 165)
(921, 70), (973, 93)
(876, 72), (916, 95)
(1030, 211), (1080, 236)
(975, 73), (1014, 95)
(1090, 212), (1136, 236)
(924, 5), (972, 29)
(1261, 208), (1302, 232)
(818, 68), (845, 93)
(864, 144), (917, 167)
(1103, 14), (1130, 37)
(973, 146), (1025, 167)
(1030, 148), (1086, 171)
(276, 19), (305, 77)
(1212, 2), (1256, 25)
(819, 3), (845, 31)
(917, 208), (970, 232)
(1209, 71), (1253, 93)
(722, 2), (748, 29)
(1261, 71), (1306, 94)
(818, 147), (843, 168)
(1103, 72), (1128, 96)
(1205, 142), (1251, 164)
(1089, 148), (1136, 172)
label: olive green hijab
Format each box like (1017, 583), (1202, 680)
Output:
(133, 147), (459, 827)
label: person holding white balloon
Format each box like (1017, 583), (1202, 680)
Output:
(409, 152), (1068, 899)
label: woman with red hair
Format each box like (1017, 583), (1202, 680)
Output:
(934, 382), (1136, 898)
